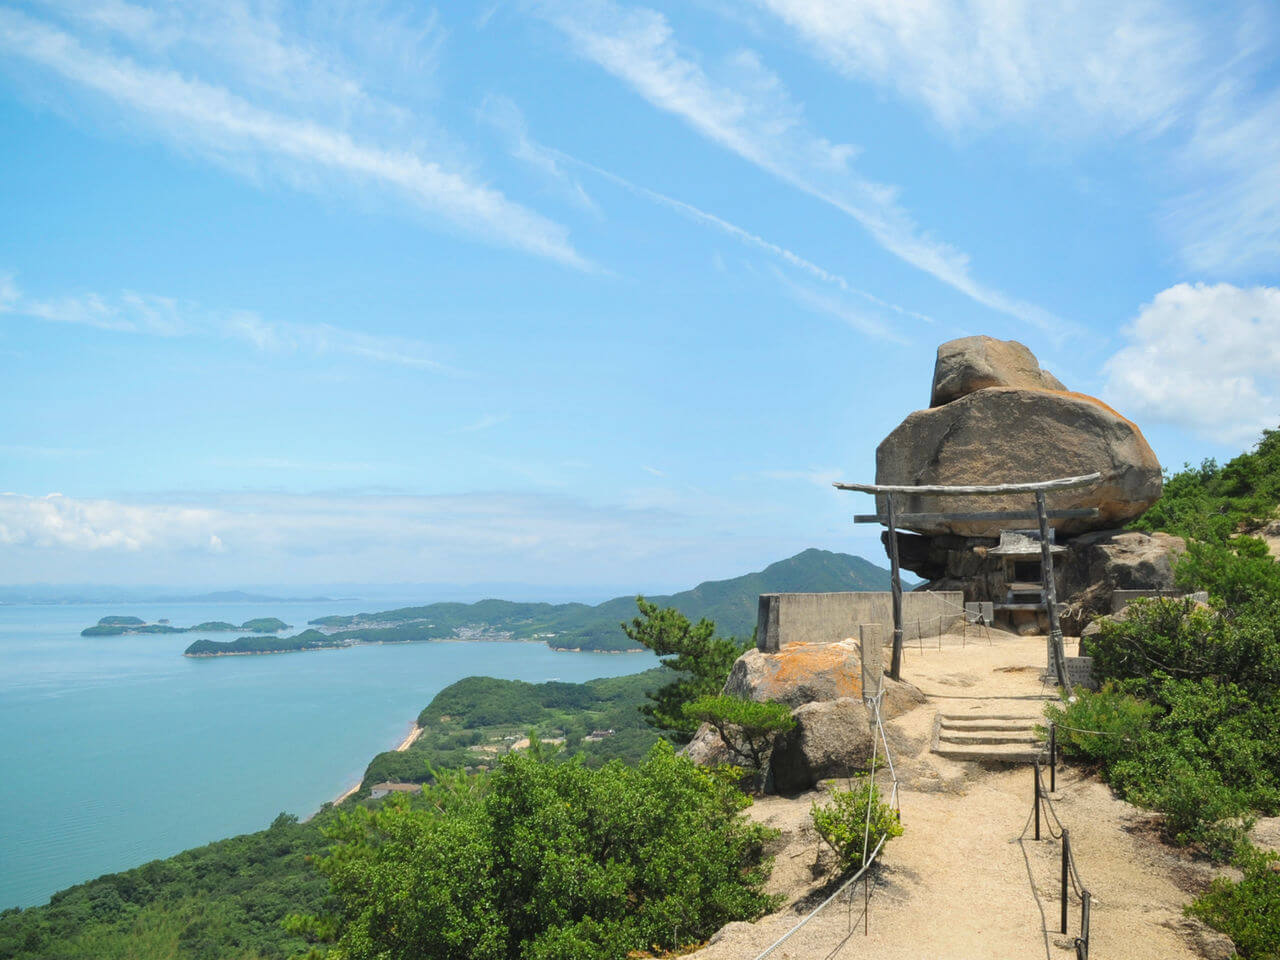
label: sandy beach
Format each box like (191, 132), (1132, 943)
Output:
(329, 722), (423, 807)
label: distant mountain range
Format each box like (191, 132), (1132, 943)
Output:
(0, 587), (343, 605)
(186, 548), (898, 656)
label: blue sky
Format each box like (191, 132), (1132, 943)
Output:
(2, 0), (1279, 591)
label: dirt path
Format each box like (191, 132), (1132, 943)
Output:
(689, 631), (1219, 960)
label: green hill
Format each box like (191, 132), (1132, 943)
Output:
(283, 548), (896, 654)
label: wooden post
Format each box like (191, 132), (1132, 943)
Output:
(1036, 491), (1070, 691)
(886, 492), (905, 681)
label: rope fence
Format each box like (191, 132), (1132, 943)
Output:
(751, 692), (900, 960)
(1027, 731), (1094, 959)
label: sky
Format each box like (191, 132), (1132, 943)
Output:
(2, 0), (1280, 593)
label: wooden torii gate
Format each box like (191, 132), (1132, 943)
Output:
(832, 472), (1103, 691)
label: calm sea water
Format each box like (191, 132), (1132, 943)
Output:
(0, 600), (656, 910)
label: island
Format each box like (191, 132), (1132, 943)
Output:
(81, 616), (292, 637)
(181, 548), (895, 656)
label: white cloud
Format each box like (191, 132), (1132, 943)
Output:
(1103, 282), (1280, 443)
(0, 6), (588, 268)
(535, 0), (1066, 332)
(0, 489), (700, 583)
(0, 274), (451, 370)
(1173, 79), (1280, 275)
(745, 0), (1202, 135)
(556, 148), (931, 332)
(479, 95), (600, 213)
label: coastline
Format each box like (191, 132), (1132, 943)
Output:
(328, 721), (424, 808)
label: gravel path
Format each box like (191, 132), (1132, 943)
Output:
(688, 631), (1223, 960)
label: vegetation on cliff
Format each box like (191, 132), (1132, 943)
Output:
(359, 670), (665, 792)
(1055, 427), (1280, 956)
(287, 743), (779, 960)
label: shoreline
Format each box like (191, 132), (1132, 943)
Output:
(186, 637), (645, 658)
(327, 721), (424, 809)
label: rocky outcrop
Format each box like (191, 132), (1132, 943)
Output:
(687, 640), (926, 792)
(876, 388), (1162, 538)
(770, 698), (874, 793)
(723, 641), (866, 707)
(1060, 530), (1186, 629)
(930, 335), (1066, 406)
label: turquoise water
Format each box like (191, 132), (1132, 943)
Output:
(0, 601), (656, 910)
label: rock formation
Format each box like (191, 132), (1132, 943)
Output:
(930, 335), (1066, 406)
(878, 336), (1177, 632)
(685, 639), (925, 793)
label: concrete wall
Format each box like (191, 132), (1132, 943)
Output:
(756, 591), (965, 652)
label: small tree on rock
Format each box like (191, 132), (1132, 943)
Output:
(622, 598), (750, 741)
(683, 694), (795, 791)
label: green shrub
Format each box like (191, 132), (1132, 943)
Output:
(1043, 684), (1158, 767)
(810, 777), (902, 871)
(682, 695), (796, 788)
(1188, 844), (1280, 959)
(290, 741), (780, 959)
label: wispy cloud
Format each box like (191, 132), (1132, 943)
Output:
(760, 467), (842, 488)
(0, 5), (589, 268)
(534, 0), (1065, 333)
(743, 0), (1203, 135)
(641, 464), (665, 476)
(1103, 282), (1280, 444)
(458, 413), (510, 433)
(740, 1), (1280, 277)
(555, 147), (930, 332)
(0, 274), (452, 371)
(479, 94), (600, 213)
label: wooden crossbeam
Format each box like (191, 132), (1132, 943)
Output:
(852, 508), (1099, 524)
(833, 472), (1102, 496)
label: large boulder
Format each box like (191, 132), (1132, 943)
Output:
(1062, 530), (1188, 630)
(770, 698), (875, 794)
(723, 640), (866, 707)
(930, 336), (1066, 407)
(875, 388), (1162, 538)
(686, 640), (925, 792)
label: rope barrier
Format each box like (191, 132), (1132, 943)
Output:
(1028, 758), (1094, 958)
(750, 691), (900, 960)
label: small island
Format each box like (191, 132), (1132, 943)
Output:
(81, 616), (292, 637)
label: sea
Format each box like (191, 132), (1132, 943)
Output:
(0, 599), (657, 910)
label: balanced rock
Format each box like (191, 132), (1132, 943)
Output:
(931, 335), (1066, 407)
(876, 388), (1162, 538)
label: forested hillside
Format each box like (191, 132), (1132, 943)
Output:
(300, 547), (893, 653)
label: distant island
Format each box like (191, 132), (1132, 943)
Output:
(182, 548), (895, 657)
(82, 616), (291, 637)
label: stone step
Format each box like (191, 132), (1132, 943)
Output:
(937, 718), (1040, 732)
(938, 731), (1042, 746)
(932, 742), (1047, 763)
(931, 712), (1046, 763)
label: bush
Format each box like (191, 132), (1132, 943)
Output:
(682, 695), (796, 789)
(1043, 684), (1158, 768)
(1188, 844), (1280, 959)
(810, 777), (902, 871)
(290, 741), (781, 959)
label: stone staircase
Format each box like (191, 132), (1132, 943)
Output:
(931, 712), (1047, 763)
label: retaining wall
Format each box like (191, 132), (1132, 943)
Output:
(755, 590), (965, 652)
